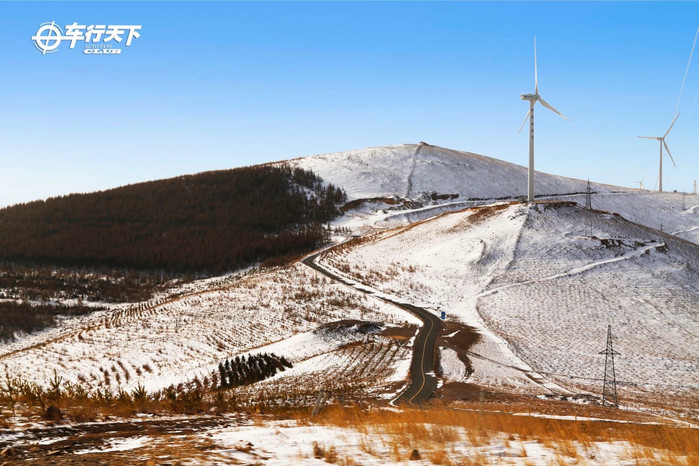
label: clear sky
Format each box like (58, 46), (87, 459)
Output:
(1, 1), (698, 207)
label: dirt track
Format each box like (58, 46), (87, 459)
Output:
(0, 414), (243, 463)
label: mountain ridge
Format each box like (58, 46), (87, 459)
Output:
(287, 142), (623, 200)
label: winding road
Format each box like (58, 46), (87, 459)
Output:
(301, 251), (443, 406)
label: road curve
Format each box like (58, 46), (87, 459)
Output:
(301, 250), (443, 406)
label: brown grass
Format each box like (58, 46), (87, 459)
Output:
(309, 405), (698, 464)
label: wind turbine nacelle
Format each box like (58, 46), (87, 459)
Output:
(521, 93), (537, 101)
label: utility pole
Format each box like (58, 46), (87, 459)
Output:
(599, 325), (620, 407)
(585, 179), (592, 210)
(694, 179), (697, 195)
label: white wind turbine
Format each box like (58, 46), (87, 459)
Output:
(637, 113), (680, 192)
(636, 177), (646, 190)
(519, 36), (569, 202)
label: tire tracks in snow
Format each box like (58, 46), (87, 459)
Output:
(469, 234), (665, 395)
(463, 205), (573, 396)
(478, 241), (665, 300)
(671, 225), (699, 236)
(405, 144), (422, 198)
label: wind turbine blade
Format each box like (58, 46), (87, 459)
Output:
(518, 110), (530, 134)
(637, 136), (657, 139)
(675, 27), (699, 115)
(534, 36), (538, 94)
(664, 112), (680, 138)
(538, 97), (569, 120)
(663, 140), (677, 167)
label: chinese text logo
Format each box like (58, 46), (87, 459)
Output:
(31, 21), (142, 55)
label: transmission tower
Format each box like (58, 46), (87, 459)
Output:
(585, 179), (592, 210)
(598, 325), (620, 407)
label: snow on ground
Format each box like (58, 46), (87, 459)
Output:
(228, 321), (415, 396)
(0, 263), (417, 393)
(477, 203), (698, 400)
(289, 143), (617, 201)
(288, 143), (698, 244)
(320, 203), (553, 394)
(5, 413), (688, 465)
(75, 436), (151, 456)
(2, 142), (695, 410)
(439, 347), (467, 383)
(198, 419), (673, 465)
(558, 191), (699, 244)
(319, 202), (699, 405)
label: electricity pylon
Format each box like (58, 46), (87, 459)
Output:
(599, 325), (620, 407)
(585, 179), (592, 210)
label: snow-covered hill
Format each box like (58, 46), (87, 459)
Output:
(319, 202), (699, 408)
(289, 142), (610, 200)
(0, 264), (417, 393)
(2, 143), (696, 414)
(289, 142), (699, 244)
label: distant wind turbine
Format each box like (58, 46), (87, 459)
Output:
(519, 36), (569, 202)
(636, 177), (646, 190)
(637, 113), (680, 193)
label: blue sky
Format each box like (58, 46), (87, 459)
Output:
(1, 1), (698, 207)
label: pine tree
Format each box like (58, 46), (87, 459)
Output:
(218, 363), (228, 389)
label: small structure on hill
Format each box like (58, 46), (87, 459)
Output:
(599, 324), (620, 407)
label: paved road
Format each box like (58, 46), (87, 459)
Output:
(301, 251), (443, 406)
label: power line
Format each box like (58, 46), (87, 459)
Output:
(537, 370), (698, 390)
(465, 348), (698, 392)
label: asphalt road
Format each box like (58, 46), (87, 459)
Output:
(301, 251), (443, 406)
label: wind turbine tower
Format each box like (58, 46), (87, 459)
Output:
(519, 37), (569, 202)
(637, 114), (680, 192)
(636, 177), (645, 190)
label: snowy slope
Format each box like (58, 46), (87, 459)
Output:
(289, 142), (612, 200)
(230, 322), (414, 398)
(288, 142), (699, 244)
(320, 203), (699, 405)
(479, 203), (698, 399)
(3, 142), (695, 406)
(559, 191), (699, 244)
(0, 264), (417, 392)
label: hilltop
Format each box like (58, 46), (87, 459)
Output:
(288, 142), (605, 200)
(290, 142), (699, 243)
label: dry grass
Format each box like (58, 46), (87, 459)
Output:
(309, 405), (698, 464)
(312, 441), (338, 462)
(2, 364), (695, 465)
(5, 401), (696, 464)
